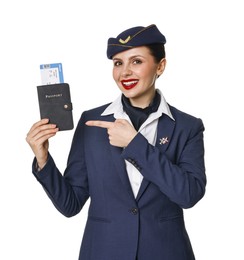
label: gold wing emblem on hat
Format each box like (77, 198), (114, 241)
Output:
(119, 36), (131, 44)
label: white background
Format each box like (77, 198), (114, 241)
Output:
(0, 0), (243, 259)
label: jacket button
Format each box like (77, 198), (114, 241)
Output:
(130, 207), (138, 215)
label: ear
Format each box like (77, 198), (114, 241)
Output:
(157, 58), (166, 77)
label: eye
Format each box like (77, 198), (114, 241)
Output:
(132, 59), (142, 65)
(113, 60), (122, 66)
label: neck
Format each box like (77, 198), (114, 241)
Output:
(129, 89), (156, 108)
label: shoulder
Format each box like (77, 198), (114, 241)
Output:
(169, 104), (198, 120)
(73, 103), (113, 135)
(81, 103), (111, 120)
(168, 104), (205, 132)
(85, 103), (111, 114)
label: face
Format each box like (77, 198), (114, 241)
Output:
(112, 46), (166, 108)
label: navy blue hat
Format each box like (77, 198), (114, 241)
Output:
(107, 24), (166, 59)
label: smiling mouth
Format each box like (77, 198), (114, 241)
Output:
(121, 80), (139, 90)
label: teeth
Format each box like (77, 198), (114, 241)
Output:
(123, 81), (137, 86)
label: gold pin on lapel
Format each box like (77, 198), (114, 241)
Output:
(159, 137), (169, 145)
(119, 35), (131, 44)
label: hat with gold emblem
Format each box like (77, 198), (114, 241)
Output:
(107, 24), (166, 59)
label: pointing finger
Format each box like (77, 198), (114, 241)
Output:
(85, 120), (114, 129)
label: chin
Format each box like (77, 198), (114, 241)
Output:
(121, 87), (138, 97)
(122, 92), (137, 100)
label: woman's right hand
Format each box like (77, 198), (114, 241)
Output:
(26, 118), (59, 169)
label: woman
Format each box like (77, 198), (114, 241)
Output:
(26, 24), (206, 260)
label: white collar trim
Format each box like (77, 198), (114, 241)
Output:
(101, 89), (175, 121)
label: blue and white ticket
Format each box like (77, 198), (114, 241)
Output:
(40, 63), (64, 85)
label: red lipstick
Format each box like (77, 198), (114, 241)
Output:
(121, 79), (139, 90)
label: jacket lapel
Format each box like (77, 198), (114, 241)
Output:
(155, 114), (175, 151)
(110, 142), (136, 199)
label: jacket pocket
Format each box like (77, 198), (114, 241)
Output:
(88, 216), (111, 223)
(159, 214), (183, 223)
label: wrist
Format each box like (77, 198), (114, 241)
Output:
(36, 155), (48, 171)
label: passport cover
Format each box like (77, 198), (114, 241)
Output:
(37, 83), (74, 131)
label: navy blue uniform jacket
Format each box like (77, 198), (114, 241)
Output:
(33, 103), (206, 260)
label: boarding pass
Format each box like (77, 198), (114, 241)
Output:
(40, 63), (64, 85)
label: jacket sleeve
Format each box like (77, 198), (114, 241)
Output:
(122, 118), (206, 209)
(32, 116), (90, 218)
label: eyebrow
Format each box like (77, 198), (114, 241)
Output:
(113, 55), (145, 61)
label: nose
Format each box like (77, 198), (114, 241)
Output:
(121, 64), (132, 77)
